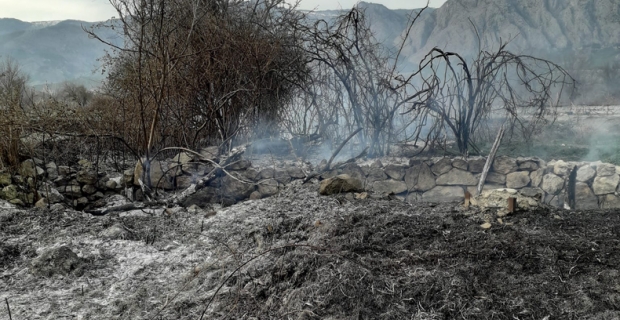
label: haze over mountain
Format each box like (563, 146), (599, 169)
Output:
(0, 0), (618, 98)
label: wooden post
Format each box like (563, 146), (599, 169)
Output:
(476, 123), (506, 196)
(508, 197), (517, 213)
(464, 190), (471, 208)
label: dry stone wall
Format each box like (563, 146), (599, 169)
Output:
(2, 151), (620, 211)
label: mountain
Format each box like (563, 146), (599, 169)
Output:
(0, 18), (119, 87)
(1, 0), (618, 100)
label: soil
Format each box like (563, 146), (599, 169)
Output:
(2, 180), (620, 319)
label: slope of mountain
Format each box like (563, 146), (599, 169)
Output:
(0, 18), (119, 87)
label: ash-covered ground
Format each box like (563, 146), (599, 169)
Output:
(2, 180), (620, 319)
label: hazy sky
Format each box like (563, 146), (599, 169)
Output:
(1, 0), (447, 22)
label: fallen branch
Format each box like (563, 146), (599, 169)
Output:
(476, 123), (505, 196)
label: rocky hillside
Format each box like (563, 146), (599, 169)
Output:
(0, 18), (118, 87)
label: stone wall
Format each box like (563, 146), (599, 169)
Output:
(2, 152), (620, 210)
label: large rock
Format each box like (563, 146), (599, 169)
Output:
(467, 158), (486, 173)
(436, 169), (477, 186)
(1, 185), (19, 200)
(76, 170), (98, 185)
(286, 166), (306, 179)
(485, 172), (506, 185)
(576, 165), (596, 182)
(341, 163), (366, 182)
(553, 160), (574, 176)
(46, 162), (58, 180)
(20, 160), (44, 178)
(59, 185), (82, 198)
(574, 182), (599, 210)
(220, 174), (256, 200)
(472, 188), (542, 210)
(30, 246), (84, 277)
(506, 171), (531, 189)
(134, 160), (173, 190)
(493, 156), (518, 174)
(319, 174), (363, 195)
(431, 158), (453, 175)
(541, 173), (564, 195)
(365, 167), (388, 185)
(371, 180), (408, 194)
(38, 186), (65, 204)
(452, 159), (468, 170)
(257, 179), (279, 196)
(597, 163), (617, 177)
(404, 164), (436, 192)
(384, 164), (406, 180)
(601, 194), (620, 209)
(517, 159), (539, 171)
(421, 186), (464, 203)
(530, 168), (545, 187)
(0, 173), (11, 186)
(592, 174), (620, 195)
(227, 160), (252, 171)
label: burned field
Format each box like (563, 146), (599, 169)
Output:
(2, 181), (620, 319)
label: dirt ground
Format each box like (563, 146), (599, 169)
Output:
(2, 180), (620, 319)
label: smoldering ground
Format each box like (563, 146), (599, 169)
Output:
(2, 180), (620, 319)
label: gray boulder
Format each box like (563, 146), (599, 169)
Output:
(592, 174), (620, 195)
(574, 182), (599, 210)
(597, 163), (617, 177)
(431, 158), (453, 175)
(371, 180), (408, 194)
(319, 174), (363, 195)
(436, 169), (477, 186)
(384, 164), (406, 180)
(541, 173), (564, 195)
(576, 165), (596, 182)
(421, 186), (464, 203)
(493, 156), (518, 174)
(506, 171), (531, 189)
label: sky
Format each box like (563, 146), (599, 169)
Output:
(0, 0), (447, 22)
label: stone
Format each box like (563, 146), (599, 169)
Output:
(493, 156), (518, 174)
(371, 180), (408, 194)
(452, 159), (468, 170)
(530, 168), (545, 188)
(597, 163), (617, 177)
(9, 198), (24, 206)
(200, 146), (219, 160)
(134, 160), (173, 190)
(421, 186), (464, 203)
(576, 165), (596, 182)
(319, 174), (363, 195)
(100, 224), (131, 240)
(30, 246), (84, 277)
(384, 164), (406, 180)
(259, 168), (276, 179)
(105, 180), (118, 190)
(221, 175), (256, 200)
(506, 171), (531, 189)
(170, 152), (194, 165)
(545, 193), (565, 208)
(600, 194), (620, 209)
(286, 166), (306, 179)
(553, 160), (575, 176)
(431, 158), (453, 175)
(175, 175), (194, 189)
(436, 169), (477, 186)
(574, 182), (599, 210)
(249, 191), (263, 200)
(1, 185), (19, 200)
(404, 165), (419, 191)
(415, 163), (436, 192)
(468, 158), (486, 173)
(20, 160), (44, 178)
(122, 169), (134, 185)
(341, 163), (366, 181)
(371, 160), (383, 168)
(75, 170), (97, 185)
(519, 187), (544, 198)
(592, 174), (620, 195)
(541, 174), (565, 195)
(35, 198), (49, 209)
(405, 192), (419, 203)
(227, 160), (252, 171)
(274, 170), (291, 184)
(258, 179), (279, 196)
(75, 197), (89, 206)
(82, 184), (97, 195)
(243, 168), (260, 181)
(58, 166), (72, 177)
(38, 186), (65, 204)
(485, 172), (506, 185)
(365, 167), (388, 185)
(77, 159), (93, 168)
(471, 188), (541, 210)
(518, 160), (539, 171)
(0, 173), (11, 186)
(59, 185), (82, 198)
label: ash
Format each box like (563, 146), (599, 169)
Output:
(2, 180), (620, 319)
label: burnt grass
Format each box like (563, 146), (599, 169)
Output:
(2, 181), (620, 319)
